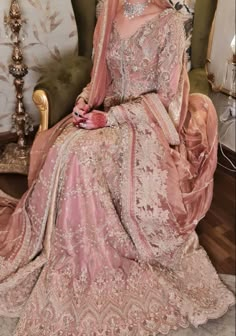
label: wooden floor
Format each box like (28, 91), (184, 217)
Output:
(197, 164), (235, 275)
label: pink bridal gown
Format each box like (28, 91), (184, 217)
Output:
(0, 9), (235, 336)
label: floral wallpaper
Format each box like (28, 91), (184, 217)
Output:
(0, 0), (78, 133)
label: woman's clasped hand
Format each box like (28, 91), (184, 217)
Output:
(72, 98), (107, 130)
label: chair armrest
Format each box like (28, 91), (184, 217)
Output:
(33, 55), (92, 131)
(33, 89), (49, 132)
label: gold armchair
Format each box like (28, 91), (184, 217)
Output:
(32, 0), (96, 132)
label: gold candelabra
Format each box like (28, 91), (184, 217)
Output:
(5, 0), (33, 149)
(0, 0), (33, 174)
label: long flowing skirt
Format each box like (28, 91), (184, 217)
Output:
(0, 94), (235, 335)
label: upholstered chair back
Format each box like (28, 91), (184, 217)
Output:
(71, 0), (97, 57)
(191, 0), (217, 69)
(71, 0), (217, 68)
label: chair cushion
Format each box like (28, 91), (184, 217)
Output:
(189, 68), (210, 95)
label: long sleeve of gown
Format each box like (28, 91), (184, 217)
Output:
(76, 81), (92, 103)
(155, 13), (186, 110)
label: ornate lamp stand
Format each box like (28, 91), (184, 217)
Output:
(0, 0), (33, 175)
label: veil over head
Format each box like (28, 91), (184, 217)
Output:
(88, 0), (173, 108)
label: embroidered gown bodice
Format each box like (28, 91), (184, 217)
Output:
(105, 9), (179, 108)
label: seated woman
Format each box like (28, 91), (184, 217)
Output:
(0, 0), (234, 335)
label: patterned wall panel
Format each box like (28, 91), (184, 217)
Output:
(0, 0), (78, 133)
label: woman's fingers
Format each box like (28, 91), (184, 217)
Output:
(79, 120), (95, 129)
(74, 111), (107, 130)
(86, 112), (107, 127)
(75, 100), (89, 114)
(73, 111), (85, 119)
(73, 106), (86, 116)
(73, 115), (87, 127)
(84, 104), (89, 113)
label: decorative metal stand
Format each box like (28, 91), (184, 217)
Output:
(0, 0), (33, 175)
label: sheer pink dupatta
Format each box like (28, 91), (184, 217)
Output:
(88, 0), (118, 108)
